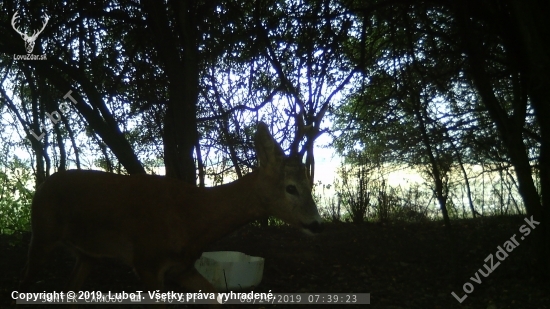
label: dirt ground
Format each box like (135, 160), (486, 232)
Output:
(2, 216), (549, 308)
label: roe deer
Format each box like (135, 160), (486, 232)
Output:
(18, 122), (323, 302)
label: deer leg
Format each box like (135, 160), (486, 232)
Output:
(19, 236), (55, 291)
(177, 268), (217, 292)
(135, 264), (166, 308)
(65, 254), (93, 291)
(173, 267), (220, 307)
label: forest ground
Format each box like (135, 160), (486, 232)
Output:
(1, 215), (549, 309)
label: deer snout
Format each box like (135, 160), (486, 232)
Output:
(302, 220), (323, 234)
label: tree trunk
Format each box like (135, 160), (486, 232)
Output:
(143, 0), (199, 184)
(508, 0), (550, 277)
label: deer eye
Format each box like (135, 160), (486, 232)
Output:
(286, 185), (299, 196)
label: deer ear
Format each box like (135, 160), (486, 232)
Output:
(254, 122), (285, 168)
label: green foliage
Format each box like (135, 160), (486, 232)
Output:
(0, 156), (33, 234)
(337, 162), (371, 223)
(314, 182), (342, 223)
(249, 216), (287, 228)
(322, 154), (434, 224)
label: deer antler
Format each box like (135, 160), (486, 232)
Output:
(11, 12), (26, 38)
(30, 14), (50, 40)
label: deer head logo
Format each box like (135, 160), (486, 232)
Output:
(11, 11), (49, 54)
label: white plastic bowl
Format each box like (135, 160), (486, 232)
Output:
(194, 251), (265, 292)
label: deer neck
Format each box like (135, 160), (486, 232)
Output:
(183, 170), (267, 249)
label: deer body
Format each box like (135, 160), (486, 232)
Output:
(19, 123), (323, 298)
(31, 170), (264, 267)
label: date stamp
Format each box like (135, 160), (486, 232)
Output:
(233, 293), (369, 305)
